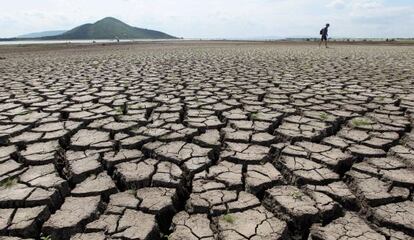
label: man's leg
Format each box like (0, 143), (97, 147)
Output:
(319, 37), (324, 47)
(322, 36), (328, 48)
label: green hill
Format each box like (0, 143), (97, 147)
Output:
(45, 17), (176, 40)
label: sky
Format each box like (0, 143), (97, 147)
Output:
(0, 0), (413, 38)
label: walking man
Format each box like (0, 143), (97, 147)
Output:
(319, 23), (330, 48)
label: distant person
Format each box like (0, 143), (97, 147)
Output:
(319, 23), (330, 48)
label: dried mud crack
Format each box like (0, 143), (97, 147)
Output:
(0, 41), (414, 240)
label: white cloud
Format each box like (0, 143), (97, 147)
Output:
(327, 0), (346, 10)
(325, 0), (414, 37)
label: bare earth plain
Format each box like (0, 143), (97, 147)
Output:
(0, 41), (414, 240)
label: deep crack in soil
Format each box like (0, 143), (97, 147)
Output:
(0, 41), (414, 240)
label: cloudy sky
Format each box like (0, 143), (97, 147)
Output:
(0, 0), (413, 38)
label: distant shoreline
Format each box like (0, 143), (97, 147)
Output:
(0, 38), (184, 46)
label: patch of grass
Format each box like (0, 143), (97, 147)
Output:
(128, 187), (137, 196)
(351, 118), (372, 127)
(290, 191), (304, 201)
(114, 107), (122, 114)
(251, 113), (258, 120)
(319, 112), (328, 121)
(378, 96), (386, 101)
(0, 178), (18, 189)
(223, 214), (236, 224)
(41, 236), (52, 240)
(114, 106), (124, 114)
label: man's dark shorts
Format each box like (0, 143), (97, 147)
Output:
(321, 35), (327, 41)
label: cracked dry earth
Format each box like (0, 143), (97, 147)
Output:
(0, 42), (414, 240)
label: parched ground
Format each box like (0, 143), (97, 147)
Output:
(0, 41), (414, 240)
